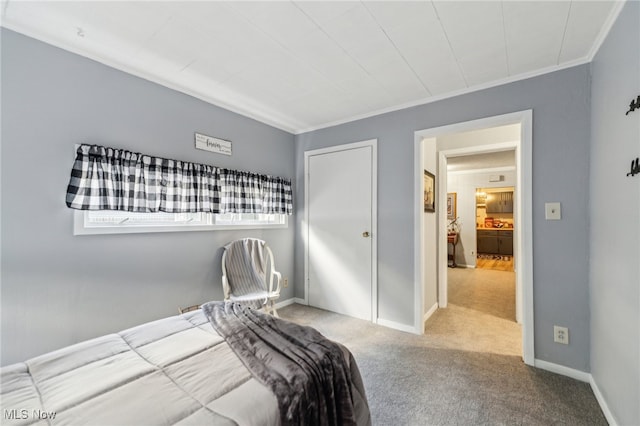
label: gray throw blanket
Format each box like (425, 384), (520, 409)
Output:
(202, 301), (358, 426)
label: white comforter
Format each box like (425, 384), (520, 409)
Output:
(1, 310), (280, 425)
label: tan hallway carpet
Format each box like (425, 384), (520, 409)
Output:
(447, 267), (516, 321)
(443, 267), (521, 358)
(279, 278), (606, 425)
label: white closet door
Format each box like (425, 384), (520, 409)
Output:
(307, 145), (373, 321)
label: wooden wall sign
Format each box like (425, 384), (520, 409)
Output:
(195, 132), (232, 156)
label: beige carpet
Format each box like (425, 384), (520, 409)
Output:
(279, 275), (606, 425)
(447, 267), (516, 322)
(438, 267), (521, 358)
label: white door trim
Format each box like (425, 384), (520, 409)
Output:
(304, 139), (378, 323)
(413, 110), (534, 366)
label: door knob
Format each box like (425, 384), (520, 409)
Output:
(362, 231), (370, 238)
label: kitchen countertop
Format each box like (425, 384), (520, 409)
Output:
(477, 227), (514, 231)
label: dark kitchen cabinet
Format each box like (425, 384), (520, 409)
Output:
(477, 230), (499, 254)
(486, 192), (514, 213)
(477, 230), (513, 255)
(498, 231), (513, 255)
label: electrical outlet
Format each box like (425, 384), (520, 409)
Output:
(283, 278), (288, 288)
(554, 326), (569, 344)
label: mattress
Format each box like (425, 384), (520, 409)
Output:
(1, 310), (369, 425)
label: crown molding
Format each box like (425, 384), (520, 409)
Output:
(3, 0), (625, 136)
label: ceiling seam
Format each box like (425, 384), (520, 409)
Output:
(2, 0), (10, 17)
(197, 3), (323, 130)
(178, 58), (197, 73)
(360, 2), (433, 96)
(429, 1), (469, 88)
(289, 2), (372, 91)
(291, 2), (393, 108)
(556, 1), (573, 65)
(132, 15), (174, 58)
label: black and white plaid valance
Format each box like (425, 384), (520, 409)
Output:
(65, 144), (293, 214)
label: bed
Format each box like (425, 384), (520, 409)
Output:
(1, 302), (370, 426)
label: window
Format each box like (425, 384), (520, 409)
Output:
(74, 210), (287, 235)
(67, 144), (292, 235)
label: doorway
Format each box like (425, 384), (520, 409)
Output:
(476, 185), (515, 272)
(304, 140), (378, 322)
(447, 158), (518, 332)
(413, 110), (534, 365)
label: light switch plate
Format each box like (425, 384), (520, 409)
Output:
(545, 202), (561, 220)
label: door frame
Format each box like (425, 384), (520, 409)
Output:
(304, 139), (378, 323)
(413, 110), (534, 365)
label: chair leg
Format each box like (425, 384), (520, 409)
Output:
(260, 300), (278, 317)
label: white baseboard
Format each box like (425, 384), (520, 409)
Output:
(534, 361), (618, 426)
(423, 303), (438, 324)
(289, 298), (418, 333)
(277, 302), (618, 424)
(274, 297), (308, 309)
(377, 318), (419, 334)
(292, 299), (418, 334)
(274, 298), (296, 309)
(590, 376), (618, 426)
(533, 359), (590, 383)
(457, 263), (475, 269)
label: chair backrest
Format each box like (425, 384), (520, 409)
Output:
(222, 238), (273, 297)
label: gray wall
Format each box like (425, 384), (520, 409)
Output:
(589, 1), (640, 424)
(295, 64), (592, 370)
(0, 29), (295, 365)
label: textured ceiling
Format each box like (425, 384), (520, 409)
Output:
(1, 1), (623, 133)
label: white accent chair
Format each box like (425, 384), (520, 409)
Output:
(221, 238), (282, 316)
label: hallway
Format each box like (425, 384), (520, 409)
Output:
(426, 267), (521, 357)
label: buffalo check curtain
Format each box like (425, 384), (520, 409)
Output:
(65, 144), (293, 214)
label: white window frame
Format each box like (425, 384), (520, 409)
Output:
(73, 210), (288, 235)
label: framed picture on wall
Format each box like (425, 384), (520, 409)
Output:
(447, 192), (457, 220)
(423, 170), (435, 212)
